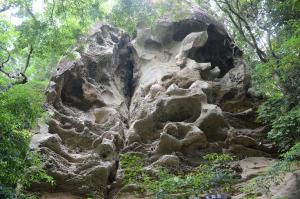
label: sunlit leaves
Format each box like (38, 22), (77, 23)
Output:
(0, 83), (47, 189)
(108, 0), (190, 34)
(0, 0), (106, 84)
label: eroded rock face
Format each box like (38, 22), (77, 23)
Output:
(31, 25), (131, 197)
(31, 11), (273, 198)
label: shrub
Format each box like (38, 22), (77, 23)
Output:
(257, 97), (300, 152)
(0, 83), (53, 197)
(268, 106), (300, 151)
(120, 153), (235, 199)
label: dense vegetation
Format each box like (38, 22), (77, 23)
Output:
(117, 153), (234, 198)
(0, 0), (299, 198)
(0, 83), (52, 198)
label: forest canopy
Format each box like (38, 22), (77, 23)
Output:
(0, 0), (300, 198)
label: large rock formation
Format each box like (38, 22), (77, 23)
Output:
(30, 9), (277, 199)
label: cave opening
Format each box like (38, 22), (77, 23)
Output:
(61, 77), (92, 111)
(187, 24), (242, 78)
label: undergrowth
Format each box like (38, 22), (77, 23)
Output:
(119, 153), (235, 199)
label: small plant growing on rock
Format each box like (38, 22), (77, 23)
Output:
(120, 153), (147, 184)
(119, 153), (235, 199)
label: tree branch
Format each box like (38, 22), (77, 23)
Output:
(0, 46), (11, 67)
(223, 0), (268, 62)
(0, 5), (11, 13)
(215, 2), (255, 49)
(23, 45), (33, 73)
(0, 46), (11, 77)
(25, 7), (38, 23)
(259, 26), (279, 59)
(0, 45), (32, 85)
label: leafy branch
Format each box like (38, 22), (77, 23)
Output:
(0, 45), (33, 85)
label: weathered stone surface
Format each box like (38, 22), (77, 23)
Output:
(40, 193), (84, 199)
(269, 170), (300, 199)
(223, 144), (271, 158)
(232, 159), (300, 199)
(175, 31), (208, 67)
(225, 128), (258, 147)
(235, 157), (275, 180)
(31, 24), (131, 196)
(151, 154), (180, 169)
(30, 8), (283, 199)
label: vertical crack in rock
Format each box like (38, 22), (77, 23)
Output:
(124, 60), (135, 109)
(30, 10), (275, 199)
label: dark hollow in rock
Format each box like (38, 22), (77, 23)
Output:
(188, 24), (242, 77)
(172, 19), (208, 41)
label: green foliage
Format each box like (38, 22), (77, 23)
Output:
(120, 153), (235, 198)
(0, 83), (53, 197)
(120, 153), (146, 184)
(0, 0), (105, 85)
(257, 97), (286, 124)
(252, 11), (300, 154)
(282, 142), (300, 161)
(268, 106), (300, 151)
(202, 153), (233, 164)
(153, 0), (190, 21)
(108, 0), (190, 34)
(251, 61), (282, 98)
(0, 83), (44, 128)
(258, 99), (300, 152)
(108, 0), (157, 34)
(251, 16), (300, 198)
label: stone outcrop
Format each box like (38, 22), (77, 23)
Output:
(31, 25), (131, 197)
(31, 10), (278, 199)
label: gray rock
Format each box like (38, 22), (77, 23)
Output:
(151, 155), (180, 169)
(270, 170), (300, 199)
(155, 133), (182, 155)
(30, 9), (281, 198)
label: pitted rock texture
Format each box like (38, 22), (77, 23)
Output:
(31, 11), (274, 198)
(31, 25), (131, 197)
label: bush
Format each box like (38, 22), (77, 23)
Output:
(257, 96), (300, 152)
(120, 153), (235, 199)
(282, 141), (300, 161)
(257, 97), (300, 152)
(257, 97), (286, 124)
(0, 83), (53, 197)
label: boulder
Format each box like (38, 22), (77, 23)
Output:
(269, 170), (300, 199)
(151, 154), (180, 169)
(235, 157), (276, 180)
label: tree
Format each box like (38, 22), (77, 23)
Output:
(0, 0), (105, 87)
(108, 0), (190, 34)
(0, 0), (106, 197)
